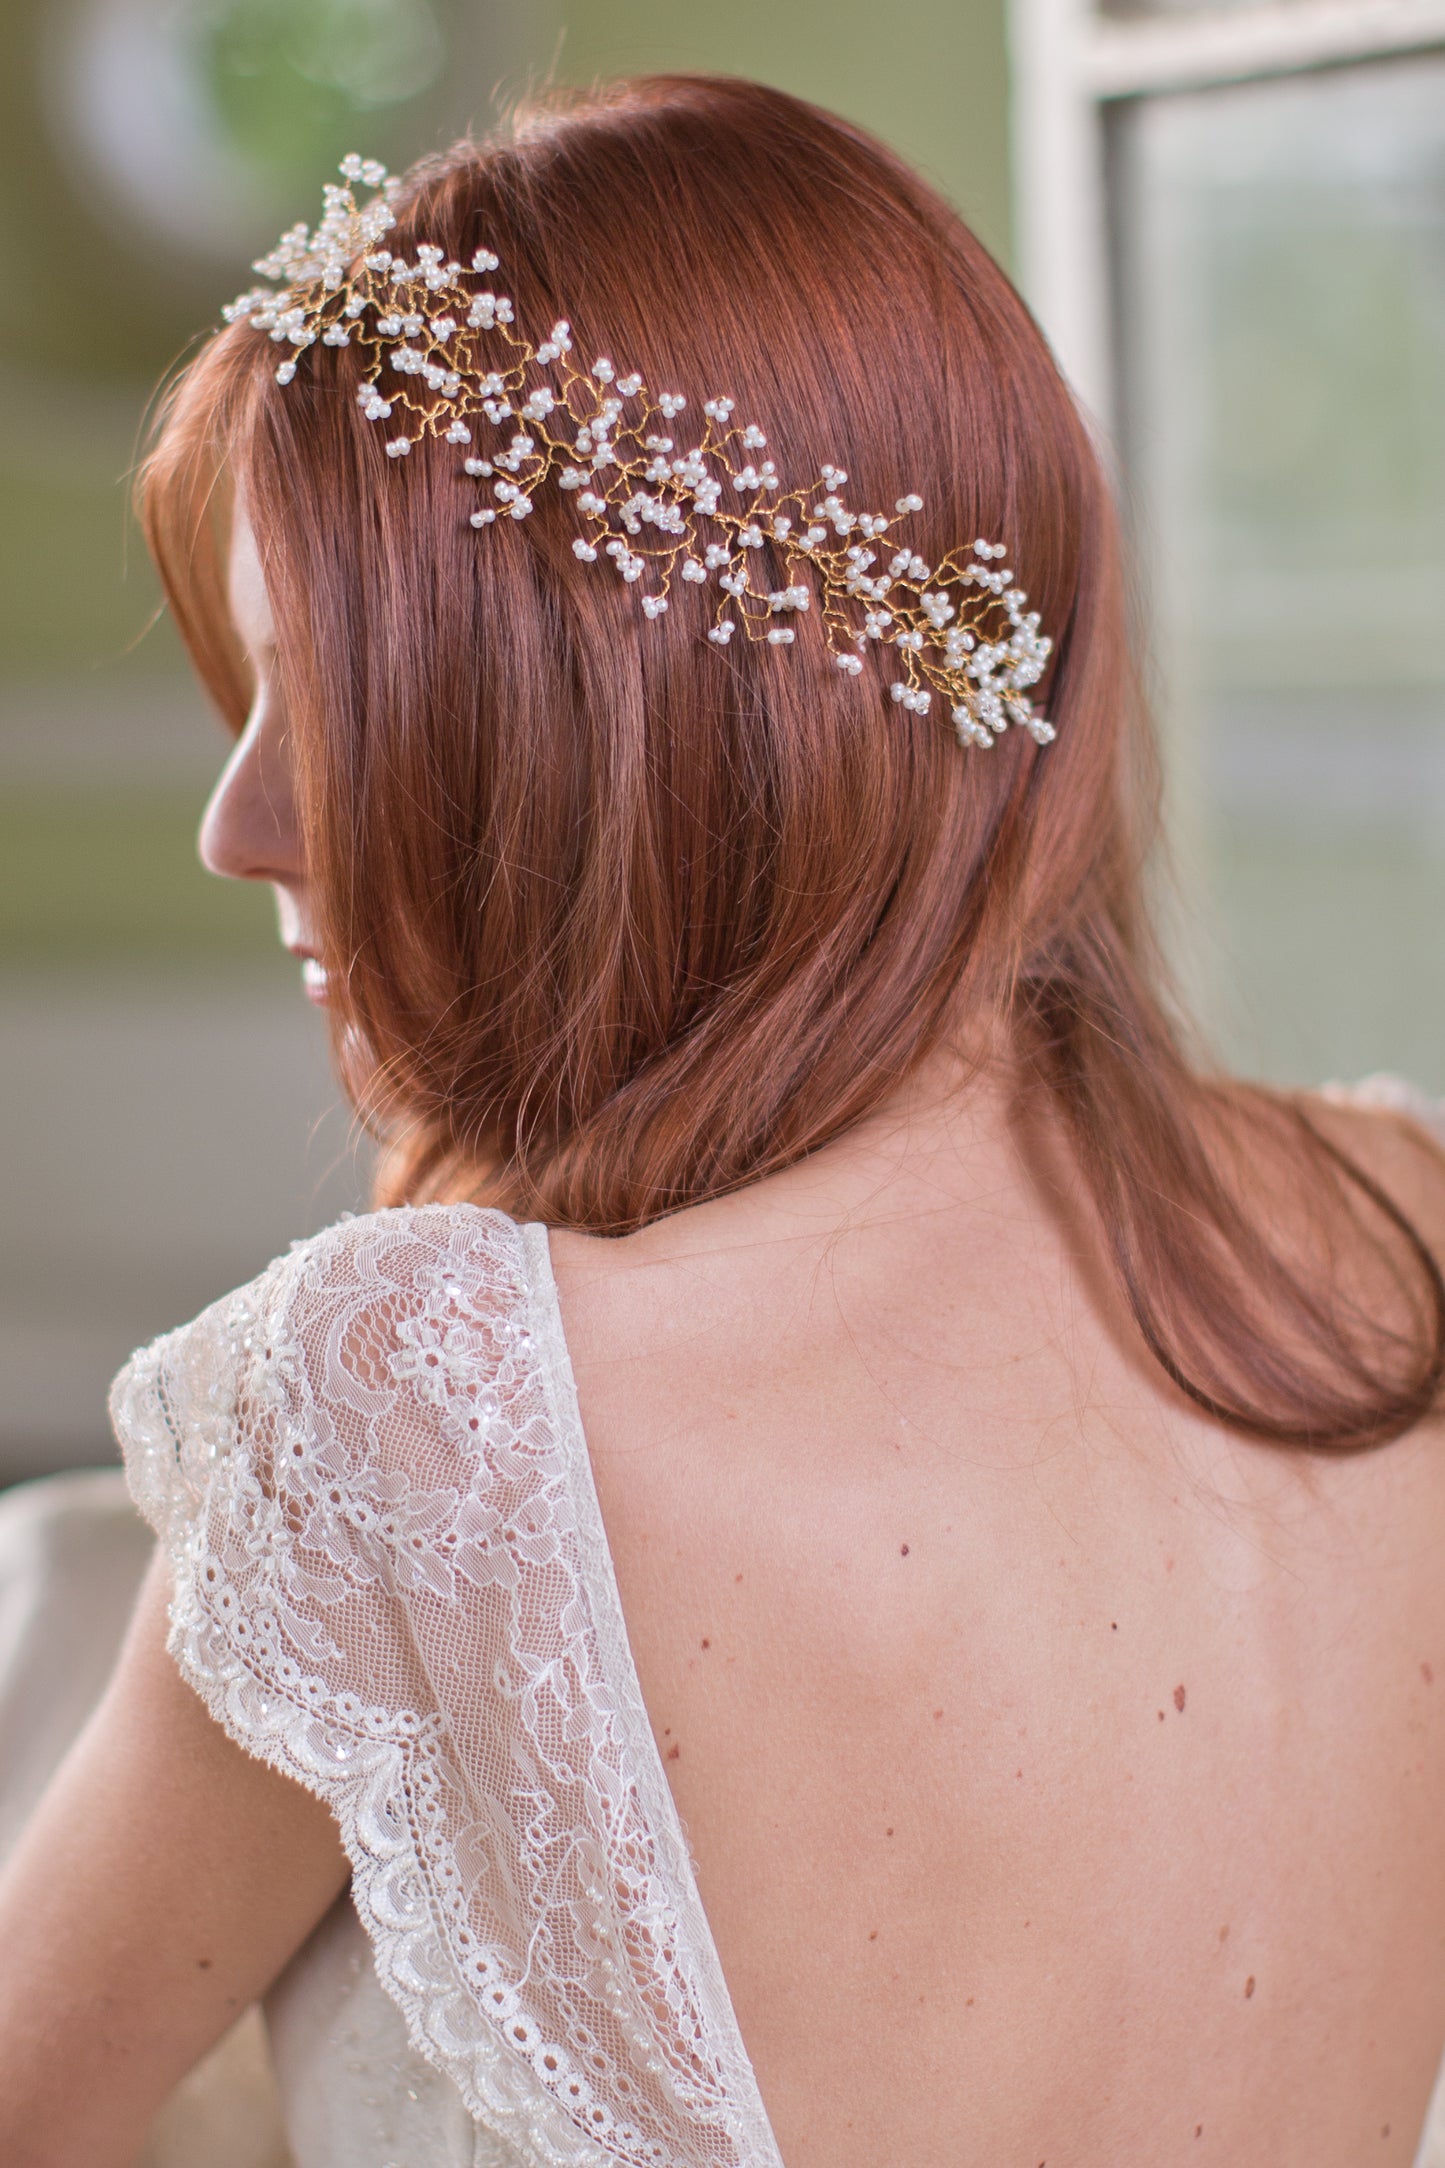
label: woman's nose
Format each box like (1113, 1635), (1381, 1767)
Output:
(198, 700), (302, 886)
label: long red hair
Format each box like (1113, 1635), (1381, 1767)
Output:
(139, 73), (1444, 1449)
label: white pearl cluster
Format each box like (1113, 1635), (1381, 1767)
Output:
(224, 160), (1056, 753)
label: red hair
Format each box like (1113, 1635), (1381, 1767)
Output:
(139, 73), (1444, 1449)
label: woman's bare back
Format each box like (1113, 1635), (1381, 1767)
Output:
(551, 1063), (1445, 2167)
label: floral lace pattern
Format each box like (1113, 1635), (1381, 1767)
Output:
(110, 1207), (784, 2168)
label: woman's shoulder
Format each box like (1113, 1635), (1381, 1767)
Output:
(120, 1199), (539, 1369)
(1315, 1072), (1445, 1142)
(108, 1201), (554, 1540)
(1285, 1080), (1445, 1377)
(1305, 1073), (1445, 1226)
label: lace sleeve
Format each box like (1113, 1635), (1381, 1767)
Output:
(110, 1207), (779, 2168)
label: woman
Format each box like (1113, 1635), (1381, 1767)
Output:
(4, 71), (1445, 2168)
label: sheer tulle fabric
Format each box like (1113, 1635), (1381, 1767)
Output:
(110, 1207), (783, 2168)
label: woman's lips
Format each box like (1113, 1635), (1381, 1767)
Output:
(299, 956), (330, 1005)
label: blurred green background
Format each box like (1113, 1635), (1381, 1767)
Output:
(0, 0), (1013, 1480)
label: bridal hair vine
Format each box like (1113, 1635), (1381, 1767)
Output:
(224, 156), (1055, 751)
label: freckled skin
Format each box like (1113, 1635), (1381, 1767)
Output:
(547, 1068), (1445, 2168)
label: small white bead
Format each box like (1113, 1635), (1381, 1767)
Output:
(470, 509), (496, 526)
(385, 437), (410, 457)
(572, 539), (597, 561)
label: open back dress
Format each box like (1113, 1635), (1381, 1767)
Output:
(104, 1076), (1445, 2167)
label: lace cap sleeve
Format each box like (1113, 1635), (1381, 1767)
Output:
(109, 1206), (779, 2168)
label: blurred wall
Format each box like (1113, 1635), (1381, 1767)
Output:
(555, 0), (1013, 266)
(0, 0), (1013, 1483)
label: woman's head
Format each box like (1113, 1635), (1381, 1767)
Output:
(141, 72), (1445, 1447)
(144, 73), (1142, 1222)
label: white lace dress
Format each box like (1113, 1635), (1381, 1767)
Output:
(99, 1083), (1445, 2168)
(110, 1206), (787, 2168)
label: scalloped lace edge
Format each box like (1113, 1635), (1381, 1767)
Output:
(521, 1225), (785, 2168)
(162, 1543), (629, 2168)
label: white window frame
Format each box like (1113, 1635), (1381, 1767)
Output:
(1007, 0), (1445, 430)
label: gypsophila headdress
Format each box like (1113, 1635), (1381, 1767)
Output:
(224, 156), (1055, 752)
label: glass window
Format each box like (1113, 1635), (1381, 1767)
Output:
(1114, 52), (1445, 1086)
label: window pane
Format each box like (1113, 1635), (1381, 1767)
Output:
(1115, 54), (1445, 1088)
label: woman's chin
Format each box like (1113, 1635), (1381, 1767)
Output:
(300, 958), (331, 1007)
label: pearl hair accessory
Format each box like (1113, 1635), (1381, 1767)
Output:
(224, 157), (1055, 752)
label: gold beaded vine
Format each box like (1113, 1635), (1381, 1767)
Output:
(224, 157), (1055, 750)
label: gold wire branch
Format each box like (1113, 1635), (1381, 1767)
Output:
(224, 158), (1054, 751)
